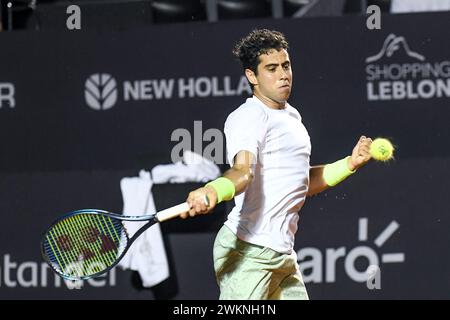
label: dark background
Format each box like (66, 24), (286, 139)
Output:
(0, 11), (449, 299)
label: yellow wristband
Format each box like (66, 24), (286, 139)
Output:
(206, 177), (236, 204)
(323, 156), (355, 187)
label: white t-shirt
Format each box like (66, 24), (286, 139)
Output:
(224, 96), (311, 254)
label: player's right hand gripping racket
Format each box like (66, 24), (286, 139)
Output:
(41, 198), (207, 281)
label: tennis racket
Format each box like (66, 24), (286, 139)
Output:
(41, 198), (207, 281)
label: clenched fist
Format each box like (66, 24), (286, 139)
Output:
(348, 136), (373, 171)
(180, 186), (218, 219)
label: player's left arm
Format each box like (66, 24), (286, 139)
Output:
(307, 136), (373, 197)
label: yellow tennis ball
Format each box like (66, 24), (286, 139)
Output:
(370, 138), (394, 161)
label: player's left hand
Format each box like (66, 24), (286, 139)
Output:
(348, 135), (372, 171)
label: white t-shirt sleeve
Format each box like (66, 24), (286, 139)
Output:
(224, 104), (267, 166)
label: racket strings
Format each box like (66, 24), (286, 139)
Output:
(72, 214), (115, 271)
(77, 214), (114, 264)
(43, 213), (128, 278)
(51, 214), (123, 274)
(48, 218), (85, 270)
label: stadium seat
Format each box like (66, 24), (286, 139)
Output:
(151, 0), (207, 24)
(217, 0), (272, 19)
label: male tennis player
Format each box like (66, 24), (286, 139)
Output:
(182, 29), (372, 299)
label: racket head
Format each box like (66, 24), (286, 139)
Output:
(41, 209), (130, 281)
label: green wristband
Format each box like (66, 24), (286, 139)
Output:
(323, 156), (355, 187)
(206, 177), (236, 204)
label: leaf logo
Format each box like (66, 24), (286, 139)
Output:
(85, 74), (118, 110)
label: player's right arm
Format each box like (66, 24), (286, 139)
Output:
(222, 150), (255, 194)
(182, 150), (255, 219)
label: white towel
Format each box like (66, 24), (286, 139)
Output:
(117, 170), (169, 287)
(152, 150), (221, 184)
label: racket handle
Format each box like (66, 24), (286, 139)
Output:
(156, 203), (190, 222)
(155, 195), (210, 222)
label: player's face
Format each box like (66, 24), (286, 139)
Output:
(247, 49), (292, 108)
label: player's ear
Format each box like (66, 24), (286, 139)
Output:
(245, 68), (258, 86)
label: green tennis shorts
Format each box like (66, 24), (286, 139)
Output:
(213, 225), (309, 300)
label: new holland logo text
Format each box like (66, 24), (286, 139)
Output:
(123, 76), (251, 100)
(366, 34), (450, 101)
(297, 217), (404, 285)
(84, 74), (251, 110)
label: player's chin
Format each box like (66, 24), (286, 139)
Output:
(277, 92), (291, 102)
(277, 87), (291, 99)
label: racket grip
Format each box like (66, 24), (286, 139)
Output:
(156, 196), (209, 222)
(156, 202), (190, 222)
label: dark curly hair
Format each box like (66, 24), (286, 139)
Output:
(232, 29), (289, 76)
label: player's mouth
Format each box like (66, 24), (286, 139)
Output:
(279, 84), (291, 90)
